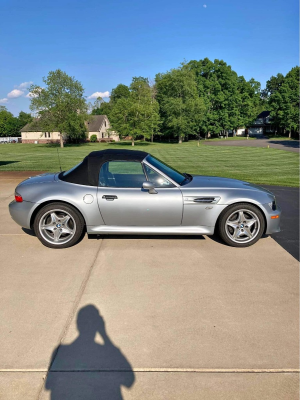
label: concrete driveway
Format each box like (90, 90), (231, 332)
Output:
(0, 173), (299, 399)
(202, 138), (300, 153)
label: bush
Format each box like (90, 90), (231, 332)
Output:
(90, 134), (98, 142)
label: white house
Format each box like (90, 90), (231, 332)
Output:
(86, 115), (119, 142)
(21, 115), (119, 143)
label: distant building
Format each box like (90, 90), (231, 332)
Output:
(21, 115), (119, 143)
(248, 111), (274, 136)
(233, 111), (275, 137)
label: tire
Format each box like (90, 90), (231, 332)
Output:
(217, 203), (265, 248)
(33, 202), (85, 249)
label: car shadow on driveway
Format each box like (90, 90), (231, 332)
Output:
(22, 228), (36, 236)
(45, 305), (135, 399)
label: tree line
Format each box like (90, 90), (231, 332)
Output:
(0, 59), (298, 145)
(92, 59), (299, 144)
(0, 107), (33, 137)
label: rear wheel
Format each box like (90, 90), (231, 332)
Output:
(34, 202), (85, 249)
(217, 203), (265, 247)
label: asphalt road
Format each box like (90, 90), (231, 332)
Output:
(203, 138), (300, 153)
(262, 185), (299, 261)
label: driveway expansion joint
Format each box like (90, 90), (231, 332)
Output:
(1, 368), (299, 373)
(35, 239), (104, 399)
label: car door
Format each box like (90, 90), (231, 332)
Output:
(97, 160), (183, 226)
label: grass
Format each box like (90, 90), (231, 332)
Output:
(0, 141), (298, 187)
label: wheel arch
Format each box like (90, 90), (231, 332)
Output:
(216, 201), (268, 234)
(30, 200), (87, 230)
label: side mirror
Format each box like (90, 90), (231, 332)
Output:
(142, 181), (157, 194)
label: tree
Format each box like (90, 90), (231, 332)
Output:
(110, 84), (130, 103)
(91, 97), (112, 118)
(17, 111), (33, 130)
(110, 77), (160, 146)
(237, 77), (262, 129)
(265, 73), (285, 96)
(0, 106), (20, 137)
(187, 58), (261, 138)
(29, 69), (87, 147)
(268, 67), (299, 137)
(63, 113), (87, 143)
(156, 66), (205, 142)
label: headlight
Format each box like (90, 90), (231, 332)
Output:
(268, 198), (277, 211)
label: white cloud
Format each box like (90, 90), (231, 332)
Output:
(17, 81), (33, 90)
(0, 98), (8, 104)
(26, 92), (37, 98)
(7, 89), (24, 98)
(26, 87), (43, 99)
(203, 4), (207, 7)
(88, 91), (110, 99)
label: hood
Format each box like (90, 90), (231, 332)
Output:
(18, 172), (57, 186)
(184, 175), (274, 195)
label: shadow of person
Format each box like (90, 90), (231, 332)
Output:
(45, 305), (135, 399)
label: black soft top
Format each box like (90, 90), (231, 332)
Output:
(60, 149), (149, 186)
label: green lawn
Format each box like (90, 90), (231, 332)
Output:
(0, 141), (299, 187)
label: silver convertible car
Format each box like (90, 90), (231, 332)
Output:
(9, 149), (281, 249)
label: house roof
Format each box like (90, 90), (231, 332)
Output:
(20, 119), (42, 132)
(86, 115), (107, 132)
(21, 115), (108, 132)
(257, 111), (271, 119)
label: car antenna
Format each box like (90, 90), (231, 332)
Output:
(56, 148), (62, 172)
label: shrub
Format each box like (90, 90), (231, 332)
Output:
(90, 134), (98, 142)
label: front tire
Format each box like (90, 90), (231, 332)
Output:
(33, 202), (85, 249)
(217, 203), (265, 248)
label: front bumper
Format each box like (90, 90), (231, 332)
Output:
(260, 203), (282, 235)
(9, 200), (37, 229)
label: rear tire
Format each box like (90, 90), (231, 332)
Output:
(33, 202), (85, 249)
(217, 203), (265, 248)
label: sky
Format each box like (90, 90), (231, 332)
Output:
(0, 0), (298, 116)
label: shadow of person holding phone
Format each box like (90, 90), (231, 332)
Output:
(45, 305), (135, 399)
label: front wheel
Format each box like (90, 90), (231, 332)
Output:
(34, 202), (85, 249)
(217, 203), (265, 247)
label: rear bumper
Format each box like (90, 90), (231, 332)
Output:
(261, 203), (282, 235)
(9, 200), (37, 229)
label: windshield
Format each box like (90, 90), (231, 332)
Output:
(145, 155), (186, 185)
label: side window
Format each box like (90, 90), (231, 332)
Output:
(144, 164), (175, 188)
(99, 161), (146, 188)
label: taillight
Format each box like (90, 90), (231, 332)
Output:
(15, 193), (23, 202)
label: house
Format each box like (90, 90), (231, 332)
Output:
(233, 111), (275, 137)
(86, 115), (119, 142)
(21, 115), (119, 143)
(248, 111), (274, 136)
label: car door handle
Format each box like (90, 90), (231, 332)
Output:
(102, 195), (118, 201)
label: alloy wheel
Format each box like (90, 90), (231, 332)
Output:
(38, 209), (76, 245)
(225, 209), (260, 244)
